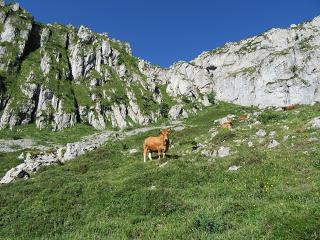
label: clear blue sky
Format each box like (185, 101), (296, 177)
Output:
(6, 0), (320, 67)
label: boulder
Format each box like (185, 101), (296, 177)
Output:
(169, 105), (183, 120)
(256, 129), (267, 137)
(307, 117), (320, 129)
(217, 146), (231, 157)
(215, 114), (236, 125)
(129, 149), (138, 154)
(228, 165), (241, 171)
(268, 139), (280, 148)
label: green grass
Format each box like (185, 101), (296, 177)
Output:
(0, 123), (97, 145)
(0, 151), (23, 178)
(0, 103), (319, 239)
(0, 124), (97, 178)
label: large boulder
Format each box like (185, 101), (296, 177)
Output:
(307, 116), (320, 129)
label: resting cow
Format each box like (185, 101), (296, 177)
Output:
(143, 129), (170, 162)
(238, 114), (249, 121)
(220, 122), (232, 130)
(282, 104), (296, 111)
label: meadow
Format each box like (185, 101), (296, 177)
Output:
(0, 103), (319, 239)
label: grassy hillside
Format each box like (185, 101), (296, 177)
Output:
(0, 102), (319, 239)
(0, 124), (97, 178)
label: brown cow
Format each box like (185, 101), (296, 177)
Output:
(282, 104), (296, 111)
(220, 122), (232, 130)
(143, 129), (170, 162)
(238, 114), (249, 121)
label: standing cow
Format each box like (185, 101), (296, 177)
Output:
(143, 129), (170, 162)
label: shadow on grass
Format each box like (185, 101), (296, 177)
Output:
(165, 154), (180, 160)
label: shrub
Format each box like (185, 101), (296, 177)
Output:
(160, 103), (169, 118)
(257, 111), (286, 124)
(207, 92), (216, 104)
(193, 213), (231, 233)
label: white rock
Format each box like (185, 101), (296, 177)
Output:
(308, 137), (318, 142)
(129, 149), (138, 154)
(282, 125), (290, 130)
(18, 153), (25, 160)
(168, 105), (183, 120)
(256, 129), (267, 137)
(11, 3), (20, 11)
(269, 131), (276, 137)
(307, 116), (320, 129)
(173, 126), (185, 131)
(159, 162), (168, 168)
(217, 146), (231, 157)
(283, 135), (289, 142)
(214, 114), (236, 125)
(1, 20), (16, 42)
(228, 165), (241, 171)
(268, 139), (280, 148)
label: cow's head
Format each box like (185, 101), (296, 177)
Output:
(161, 128), (170, 141)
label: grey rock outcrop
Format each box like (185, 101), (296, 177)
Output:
(191, 16), (320, 107)
(169, 105), (183, 120)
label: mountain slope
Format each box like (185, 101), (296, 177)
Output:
(0, 2), (320, 131)
(0, 2), (206, 131)
(0, 102), (319, 239)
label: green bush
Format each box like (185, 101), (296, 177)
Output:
(257, 111), (286, 124)
(160, 103), (169, 118)
(207, 92), (216, 104)
(193, 213), (230, 234)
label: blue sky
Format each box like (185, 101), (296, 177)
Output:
(6, 0), (320, 67)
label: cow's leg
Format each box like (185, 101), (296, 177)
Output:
(143, 148), (148, 163)
(163, 152), (166, 158)
(148, 152), (152, 160)
(158, 150), (161, 160)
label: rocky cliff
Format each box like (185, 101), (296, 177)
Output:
(0, 1), (319, 131)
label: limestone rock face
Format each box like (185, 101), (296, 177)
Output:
(191, 16), (320, 107)
(0, 1), (320, 131)
(169, 105), (183, 120)
(1, 19), (16, 42)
